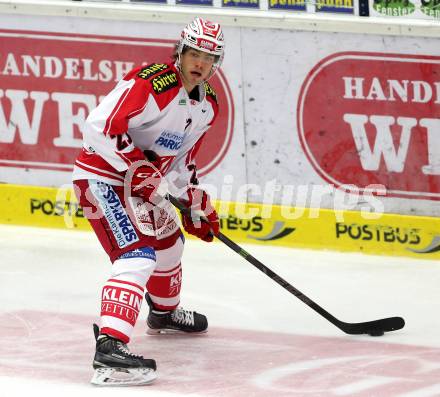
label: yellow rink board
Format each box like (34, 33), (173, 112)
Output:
(1, 183), (439, 260)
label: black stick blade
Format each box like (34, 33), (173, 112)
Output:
(341, 316), (405, 335)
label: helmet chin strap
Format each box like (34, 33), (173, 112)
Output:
(176, 51), (182, 72)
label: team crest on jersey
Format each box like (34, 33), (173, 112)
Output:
(151, 71), (179, 94)
(137, 63), (168, 80)
(204, 82), (217, 103)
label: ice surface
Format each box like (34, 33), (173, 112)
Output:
(1, 225), (439, 396)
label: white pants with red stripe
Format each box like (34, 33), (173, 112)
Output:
(100, 237), (184, 343)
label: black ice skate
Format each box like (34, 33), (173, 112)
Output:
(91, 324), (157, 386)
(145, 293), (208, 335)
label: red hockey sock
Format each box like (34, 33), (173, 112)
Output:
(147, 262), (182, 311)
(100, 278), (144, 343)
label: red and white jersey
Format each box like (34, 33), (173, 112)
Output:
(72, 62), (218, 195)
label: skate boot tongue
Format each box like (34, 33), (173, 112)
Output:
(171, 308), (195, 327)
(114, 340), (141, 359)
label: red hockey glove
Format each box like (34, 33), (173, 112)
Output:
(127, 149), (162, 205)
(181, 188), (219, 242)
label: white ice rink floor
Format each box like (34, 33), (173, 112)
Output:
(1, 224), (440, 397)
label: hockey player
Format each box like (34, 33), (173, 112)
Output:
(72, 17), (225, 386)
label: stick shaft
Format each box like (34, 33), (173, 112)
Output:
(168, 195), (404, 335)
(216, 232), (342, 324)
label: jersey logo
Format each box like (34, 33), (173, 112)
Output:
(137, 63), (168, 80)
(155, 130), (184, 151)
(89, 181), (139, 248)
(204, 82), (217, 103)
(151, 71), (179, 94)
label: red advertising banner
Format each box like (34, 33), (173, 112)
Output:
(0, 30), (234, 177)
(298, 52), (440, 200)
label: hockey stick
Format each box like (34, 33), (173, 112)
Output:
(168, 194), (405, 336)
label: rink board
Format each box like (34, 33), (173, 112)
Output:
(1, 183), (439, 260)
(1, 18), (440, 221)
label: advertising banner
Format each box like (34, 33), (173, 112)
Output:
(2, 183), (440, 259)
(315, 0), (354, 13)
(131, 0), (167, 3)
(176, 0), (213, 4)
(370, 0), (440, 20)
(240, 28), (440, 218)
(221, 0), (260, 7)
(298, 52), (440, 201)
(268, 0), (307, 11)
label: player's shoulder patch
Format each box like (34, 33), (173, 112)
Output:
(137, 63), (169, 80)
(136, 63), (180, 97)
(150, 70), (179, 95)
(204, 82), (218, 104)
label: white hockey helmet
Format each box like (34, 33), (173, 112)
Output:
(176, 17), (225, 78)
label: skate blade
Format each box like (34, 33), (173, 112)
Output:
(146, 328), (208, 336)
(91, 366), (157, 386)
